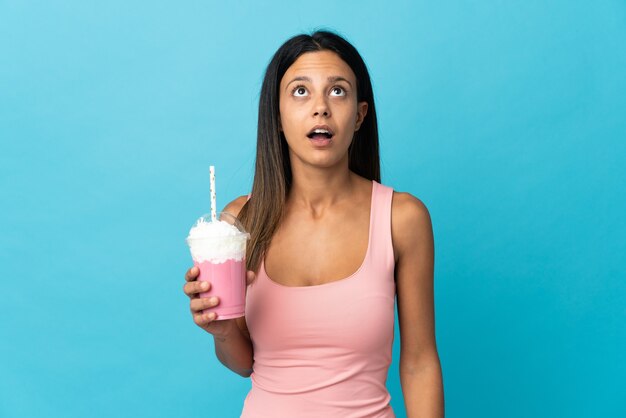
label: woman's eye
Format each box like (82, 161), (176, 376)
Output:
(293, 86), (308, 97)
(330, 86), (346, 96)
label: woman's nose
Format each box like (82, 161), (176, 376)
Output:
(312, 96), (330, 117)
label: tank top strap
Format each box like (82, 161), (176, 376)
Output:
(368, 181), (395, 272)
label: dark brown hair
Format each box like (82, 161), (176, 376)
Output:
(238, 30), (380, 273)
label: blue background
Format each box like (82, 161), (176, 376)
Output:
(1, 1), (625, 417)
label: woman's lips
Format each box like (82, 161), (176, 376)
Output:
(308, 135), (333, 147)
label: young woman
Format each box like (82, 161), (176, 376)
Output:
(183, 30), (444, 417)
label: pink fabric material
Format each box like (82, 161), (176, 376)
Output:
(240, 181), (396, 418)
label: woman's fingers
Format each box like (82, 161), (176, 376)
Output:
(183, 279), (210, 298)
(193, 311), (217, 325)
(190, 296), (219, 313)
(185, 266), (200, 282)
(185, 267), (249, 332)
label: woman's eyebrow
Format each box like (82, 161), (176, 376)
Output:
(327, 76), (352, 87)
(285, 76), (353, 89)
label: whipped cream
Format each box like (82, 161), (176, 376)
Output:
(187, 219), (248, 263)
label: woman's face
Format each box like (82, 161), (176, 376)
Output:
(279, 50), (368, 170)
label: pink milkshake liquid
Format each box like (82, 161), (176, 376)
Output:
(194, 258), (246, 319)
(187, 212), (249, 320)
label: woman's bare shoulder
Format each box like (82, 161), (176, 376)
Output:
(222, 195), (250, 218)
(391, 191), (430, 222)
(390, 191), (433, 260)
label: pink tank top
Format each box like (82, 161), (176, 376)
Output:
(241, 181), (396, 418)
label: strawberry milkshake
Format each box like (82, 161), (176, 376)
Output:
(186, 212), (249, 320)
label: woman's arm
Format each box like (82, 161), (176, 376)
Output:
(213, 312), (254, 377)
(183, 195), (255, 377)
(392, 192), (444, 417)
(184, 265), (254, 377)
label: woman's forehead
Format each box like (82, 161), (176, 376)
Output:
(281, 51), (356, 86)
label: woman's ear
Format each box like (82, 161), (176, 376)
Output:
(355, 101), (368, 131)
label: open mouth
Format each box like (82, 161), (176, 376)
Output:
(306, 128), (334, 140)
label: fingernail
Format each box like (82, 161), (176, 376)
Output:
(209, 297), (218, 304)
(201, 282), (209, 289)
(209, 312), (216, 320)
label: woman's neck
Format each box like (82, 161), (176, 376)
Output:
(288, 160), (356, 213)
